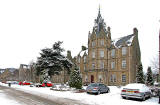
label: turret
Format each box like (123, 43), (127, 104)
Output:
(133, 27), (138, 36)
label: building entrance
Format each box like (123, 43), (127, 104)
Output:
(91, 75), (94, 83)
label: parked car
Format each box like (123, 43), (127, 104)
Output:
(121, 83), (152, 101)
(21, 81), (33, 85)
(42, 82), (53, 87)
(86, 83), (110, 95)
(19, 81), (22, 85)
(6, 81), (18, 84)
(150, 82), (160, 97)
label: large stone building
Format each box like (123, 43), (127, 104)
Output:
(77, 8), (141, 86)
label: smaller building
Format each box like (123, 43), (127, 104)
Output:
(0, 68), (19, 81)
(19, 64), (36, 82)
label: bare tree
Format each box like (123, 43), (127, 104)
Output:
(151, 55), (159, 74)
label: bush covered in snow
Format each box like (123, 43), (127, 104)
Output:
(68, 67), (82, 89)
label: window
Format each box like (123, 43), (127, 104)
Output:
(92, 63), (95, 69)
(92, 51), (95, 58)
(110, 74), (116, 82)
(84, 56), (86, 63)
(111, 49), (115, 57)
(100, 40), (104, 46)
(122, 75), (126, 82)
(122, 47), (127, 55)
(122, 59), (126, 68)
(111, 61), (115, 69)
(92, 41), (95, 47)
(100, 61), (104, 69)
(100, 50), (104, 58)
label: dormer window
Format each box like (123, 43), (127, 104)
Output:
(122, 47), (127, 55)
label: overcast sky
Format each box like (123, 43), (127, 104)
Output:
(0, 0), (159, 72)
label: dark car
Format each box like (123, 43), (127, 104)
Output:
(86, 83), (110, 95)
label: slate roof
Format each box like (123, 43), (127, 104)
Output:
(112, 34), (135, 48)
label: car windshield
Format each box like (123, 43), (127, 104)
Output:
(89, 83), (99, 87)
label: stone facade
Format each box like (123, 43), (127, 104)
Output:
(77, 9), (141, 86)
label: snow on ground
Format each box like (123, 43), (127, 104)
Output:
(0, 82), (159, 105)
(0, 90), (21, 105)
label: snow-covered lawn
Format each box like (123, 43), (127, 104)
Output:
(0, 82), (159, 105)
(0, 90), (21, 105)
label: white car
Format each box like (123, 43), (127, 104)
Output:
(121, 83), (152, 101)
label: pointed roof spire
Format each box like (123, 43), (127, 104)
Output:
(98, 4), (101, 17)
(99, 4), (100, 14)
(93, 6), (107, 35)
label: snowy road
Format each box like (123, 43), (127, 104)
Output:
(0, 82), (159, 105)
(0, 85), (86, 105)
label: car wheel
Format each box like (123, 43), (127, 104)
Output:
(142, 95), (146, 101)
(97, 91), (101, 95)
(122, 96), (126, 99)
(107, 89), (110, 93)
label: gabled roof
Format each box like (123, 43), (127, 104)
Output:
(112, 34), (135, 48)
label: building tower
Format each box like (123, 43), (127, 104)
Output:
(77, 7), (141, 86)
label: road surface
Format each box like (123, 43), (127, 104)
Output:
(0, 85), (87, 105)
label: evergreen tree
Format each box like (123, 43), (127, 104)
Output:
(136, 63), (145, 83)
(68, 67), (82, 89)
(35, 41), (73, 77)
(146, 67), (154, 86)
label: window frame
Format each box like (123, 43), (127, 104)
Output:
(111, 49), (115, 57)
(92, 41), (95, 47)
(84, 56), (86, 63)
(100, 40), (104, 46)
(92, 51), (95, 58)
(111, 61), (115, 69)
(122, 47), (127, 56)
(100, 61), (104, 69)
(122, 74), (126, 82)
(92, 63), (95, 70)
(122, 59), (126, 68)
(100, 50), (104, 58)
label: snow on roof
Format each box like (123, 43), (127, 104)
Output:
(112, 34), (135, 48)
